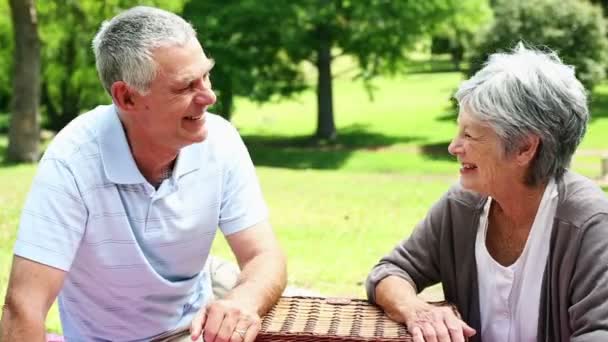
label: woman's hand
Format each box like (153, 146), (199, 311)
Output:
(374, 276), (475, 342)
(393, 298), (476, 342)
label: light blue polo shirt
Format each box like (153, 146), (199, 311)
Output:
(14, 105), (268, 341)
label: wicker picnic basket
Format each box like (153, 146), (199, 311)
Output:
(153, 296), (462, 341)
(256, 296), (459, 342)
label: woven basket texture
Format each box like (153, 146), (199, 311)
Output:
(256, 296), (454, 342)
(151, 296), (462, 342)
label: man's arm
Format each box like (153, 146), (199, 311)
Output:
(1, 255), (66, 341)
(223, 219), (286, 315)
(190, 220), (286, 342)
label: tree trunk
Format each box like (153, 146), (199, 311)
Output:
(315, 24), (336, 141)
(7, 0), (40, 163)
(218, 79), (234, 121)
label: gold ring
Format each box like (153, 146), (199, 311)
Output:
(235, 328), (247, 338)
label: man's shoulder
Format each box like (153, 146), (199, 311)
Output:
(206, 113), (239, 135)
(44, 105), (113, 163)
(205, 112), (245, 150)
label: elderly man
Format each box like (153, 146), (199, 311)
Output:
(1, 6), (286, 342)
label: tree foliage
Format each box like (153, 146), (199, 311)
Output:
(468, 0), (608, 91)
(182, 1), (306, 121)
(431, 0), (493, 70)
(184, 0), (454, 139)
(0, 0), (13, 116)
(37, 0), (186, 131)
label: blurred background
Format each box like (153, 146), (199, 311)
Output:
(1, 0), (608, 333)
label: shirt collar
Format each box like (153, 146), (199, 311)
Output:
(172, 141), (202, 179)
(99, 106), (202, 184)
(98, 106), (146, 184)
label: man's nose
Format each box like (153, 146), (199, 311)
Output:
(194, 87), (216, 106)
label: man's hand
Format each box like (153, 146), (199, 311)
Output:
(393, 298), (475, 342)
(190, 299), (261, 342)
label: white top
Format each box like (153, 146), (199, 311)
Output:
(476, 178), (558, 342)
(14, 105), (268, 341)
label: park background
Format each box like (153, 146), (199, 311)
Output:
(1, 0), (608, 334)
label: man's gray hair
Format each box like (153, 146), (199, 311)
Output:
(92, 6), (197, 95)
(455, 44), (589, 186)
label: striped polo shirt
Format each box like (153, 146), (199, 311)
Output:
(13, 105), (268, 341)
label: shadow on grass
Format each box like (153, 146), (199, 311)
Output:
(419, 141), (455, 162)
(244, 124), (423, 170)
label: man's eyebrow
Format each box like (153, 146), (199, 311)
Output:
(175, 58), (216, 85)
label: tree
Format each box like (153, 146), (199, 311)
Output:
(431, 0), (493, 70)
(183, 1), (306, 122)
(185, 0), (453, 140)
(590, 0), (608, 14)
(37, 0), (186, 132)
(7, 0), (41, 162)
(0, 1), (13, 116)
(468, 0), (608, 91)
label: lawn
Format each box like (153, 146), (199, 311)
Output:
(1, 68), (607, 333)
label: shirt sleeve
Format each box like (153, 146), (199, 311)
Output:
(218, 124), (268, 236)
(569, 213), (608, 341)
(13, 157), (87, 271)
(366, 192), (447, 303)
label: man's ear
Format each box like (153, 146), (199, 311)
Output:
(515, 134), (541, 166)
(111, 81), (138, 112)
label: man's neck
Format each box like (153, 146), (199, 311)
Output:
(118, 115), (178, 186)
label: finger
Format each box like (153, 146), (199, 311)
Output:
(203, 306), (226, 342)
(190, 308), (207, 340)
(242, 320), (261, 342)
(444, 317), (465, 342)
(215, 308), (240, 342)
(422, 321), (438, 342)
(431, 321), (450, 342)
(411, 326), (425, 342)
(431, 310), (450, 342)
(230, 329), (245, 342)
(461, 320), (477, 337)
(230, 319), (253, 342)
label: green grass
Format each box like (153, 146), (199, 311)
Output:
(212, 168), (455, 295)
(1, 67), (607, 334)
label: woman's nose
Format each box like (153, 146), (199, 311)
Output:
(448, 138), (461, 156)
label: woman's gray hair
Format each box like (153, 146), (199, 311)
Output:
(92, 6), (197, 95)
(455, 44), (589, 186)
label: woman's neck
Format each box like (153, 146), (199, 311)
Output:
(490, 180), (548, 230)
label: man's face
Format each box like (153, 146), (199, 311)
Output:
(130, 39), (216, 152)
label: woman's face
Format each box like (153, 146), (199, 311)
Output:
(448, 109), (518, 196)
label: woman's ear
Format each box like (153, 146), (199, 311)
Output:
(516, 134), (541, 166)
(111, 81), (137, 112)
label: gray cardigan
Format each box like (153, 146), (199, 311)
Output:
(366, 171), (608, 342)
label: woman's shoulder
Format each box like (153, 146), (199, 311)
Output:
(443, 182), (487, 210)
(556, 171), (608, 226)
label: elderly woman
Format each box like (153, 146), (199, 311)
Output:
(366, 45), (608, 342)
